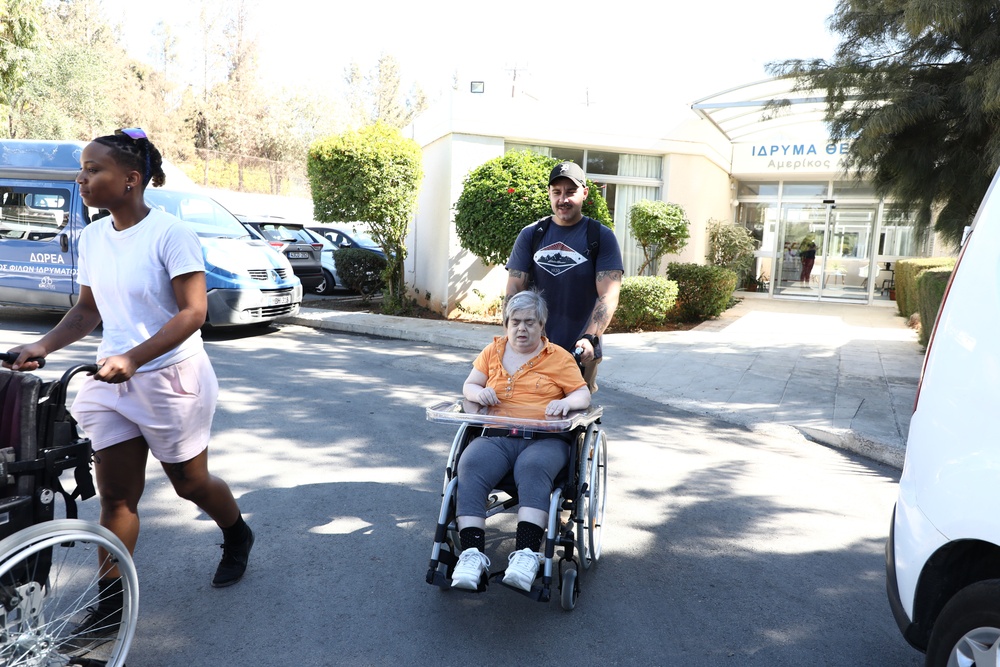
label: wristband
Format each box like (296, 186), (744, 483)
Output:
(580, 334), (599, 347)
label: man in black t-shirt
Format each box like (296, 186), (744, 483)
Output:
(506, 162), (623, 391)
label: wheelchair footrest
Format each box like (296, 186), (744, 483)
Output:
(489, 570), (548, 602)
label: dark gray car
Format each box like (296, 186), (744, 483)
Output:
(239, 216), (324, 292)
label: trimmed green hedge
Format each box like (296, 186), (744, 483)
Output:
(334, 248), (387, 297)
(916, 266), (953, 348)
(667, 262), (738, 322)
(453, 151), (612, 267)
(895, 257), (956, 317)
(614, 276), (679, 329)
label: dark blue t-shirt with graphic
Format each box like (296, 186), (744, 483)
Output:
(507, 216), (623, 357)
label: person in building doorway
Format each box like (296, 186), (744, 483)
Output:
(4, 128), (254, 650)
(505, 161), (623, 392)
(799, 236), (818, 284)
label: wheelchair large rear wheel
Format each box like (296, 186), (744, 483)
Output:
(0, 519), (138, 667)
(577, 428), (608, 570)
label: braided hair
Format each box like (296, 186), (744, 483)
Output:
(92, 132), (166, 188)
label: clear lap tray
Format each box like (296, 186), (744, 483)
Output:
(426, 399), (603, 433)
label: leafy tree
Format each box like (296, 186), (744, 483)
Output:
(344, 54), (427, 129)
(453, 150), (612, 267)
(0, 0), (41, 137)
(706, 218), (758, 277)
(307, 123), (423, 312)
(769, 0), (1000, 245)
(9, 0), (164, 140)
(628, 199), (689, 275)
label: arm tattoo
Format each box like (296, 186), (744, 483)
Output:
(592, 296), (610, 331)
(63, 312), (88, 333)
(507, 269), (528, 301)
(596, 270), (622, 284)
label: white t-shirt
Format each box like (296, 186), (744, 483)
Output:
(78, 207), (206, 371)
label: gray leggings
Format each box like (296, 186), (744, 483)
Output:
(456, 435), (569, 519)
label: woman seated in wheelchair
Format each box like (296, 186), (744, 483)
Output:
(453, 289), (590, 591)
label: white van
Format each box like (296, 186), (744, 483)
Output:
(887, 169), (1000, 664)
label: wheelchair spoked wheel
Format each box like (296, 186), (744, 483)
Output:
(577, 426), (608, 570)
(0, 519), (138, 667)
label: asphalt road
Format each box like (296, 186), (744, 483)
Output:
(0, 310), (922, 666)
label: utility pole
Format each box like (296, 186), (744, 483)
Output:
(505, 63), (527, 98)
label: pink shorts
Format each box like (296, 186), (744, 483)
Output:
(70, 351), (219, 464)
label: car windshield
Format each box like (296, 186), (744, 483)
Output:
(352, 231), (380, 249)
(145, 189), (250, 238)
(305, 228), (334, 250)
(254, 223), (313, 244)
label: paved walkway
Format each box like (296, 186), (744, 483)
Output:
(284, 293), (923, 469)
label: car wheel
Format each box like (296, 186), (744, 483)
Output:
(926, 579), (1000, 667)
(316, 269), (336, 296)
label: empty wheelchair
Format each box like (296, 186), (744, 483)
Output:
(425, 399), (608, 610)
(0, 354), (138, 667)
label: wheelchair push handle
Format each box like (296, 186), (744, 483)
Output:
(1, 351), (101, 386)
(0, 351), (45, 369)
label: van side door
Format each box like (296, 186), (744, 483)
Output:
(0, 180), (78, 308)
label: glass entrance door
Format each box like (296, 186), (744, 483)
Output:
(773, 203), (877, 301)
(774, 204), (826, 297)
(823, 204), (876, 302)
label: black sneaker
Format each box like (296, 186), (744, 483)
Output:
(212, 527), (254, 588)
(66, 605), (122, 652)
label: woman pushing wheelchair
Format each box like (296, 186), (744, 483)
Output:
(452, 289), (590, 591)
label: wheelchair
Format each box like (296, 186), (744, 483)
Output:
(0, 354), (138, 667)
(425, 399), (608, 610)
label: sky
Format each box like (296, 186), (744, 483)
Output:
(99, 0), (843, 130)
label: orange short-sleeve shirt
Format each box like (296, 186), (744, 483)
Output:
(472, 336), (586, 409)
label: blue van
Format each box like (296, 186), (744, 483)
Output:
(0, 140), (301, 326)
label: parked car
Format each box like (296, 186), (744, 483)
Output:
(239, 216), (324, 292)
(302, 227), (340, 295)
(886, 168), (1000, 665)
(0, 140), (302, 327)
(307, 224), (387, 260)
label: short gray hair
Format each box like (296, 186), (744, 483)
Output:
(503, 290), (548, 328)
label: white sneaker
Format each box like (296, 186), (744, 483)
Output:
(451, 547), (490, 590)
(502, 548), (541, 591)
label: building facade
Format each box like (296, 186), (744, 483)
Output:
(404, 77), (946, 316)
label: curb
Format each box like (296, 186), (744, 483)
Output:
(282, 306), (908, 470)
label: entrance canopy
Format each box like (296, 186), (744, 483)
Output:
(691, 77), (841, 142)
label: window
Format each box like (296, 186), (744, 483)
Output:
(782, 182), (828, 198)
(0, 186), (70, 242)
(880, 206), (924, 257)
(586, 151), (619, 175)
(737, 202), (777, 245)
(738, 182), (779, 197)
(504, 144), (661, 180)
(551, 148), (584, 165)
(832, 180), (876, 198)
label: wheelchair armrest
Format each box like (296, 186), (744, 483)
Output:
(42, 439), (92, 475)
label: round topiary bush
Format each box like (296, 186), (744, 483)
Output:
(667, 262), (738, 322)
(453, 150), (612, 266)
(613, 276), (679, 330)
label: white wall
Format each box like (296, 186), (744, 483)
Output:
(659, 153), (733, 269)
(406, 133), (505, 314)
